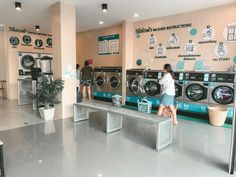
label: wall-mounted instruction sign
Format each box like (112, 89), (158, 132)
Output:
(98, 34), (119, 55)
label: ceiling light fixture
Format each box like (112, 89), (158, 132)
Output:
(134, 13), (139, 18)
(102, 3), (108, 12)
(15, 2), (21, 11)
(35, 25), (40, 31)
(99, 21), (104, 25)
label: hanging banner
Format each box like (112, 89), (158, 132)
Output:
(98, 34), (119, 55)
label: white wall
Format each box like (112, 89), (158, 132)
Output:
(0, 28), (6, 80)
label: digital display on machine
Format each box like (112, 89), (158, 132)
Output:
(143, 71), (159, 79)
(210, 73), (235, 83)
(184, 73), (205, 81)
(127, 70), (144, 75)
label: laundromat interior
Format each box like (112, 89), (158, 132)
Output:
(0, 0), (236, 177)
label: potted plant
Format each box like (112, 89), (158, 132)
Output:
(29, 73), (64, 121)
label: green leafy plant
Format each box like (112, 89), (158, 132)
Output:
(29, 73), (64, 109)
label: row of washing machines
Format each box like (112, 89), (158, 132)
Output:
(93, 67), (122, 101)
(126, 69), (235, 118)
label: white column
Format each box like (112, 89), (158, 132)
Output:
(51, 2), (76, 119)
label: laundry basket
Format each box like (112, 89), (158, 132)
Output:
(208, 106), (228, 126)
(137, 98), (152, 113)
(112, 95), (122, 107)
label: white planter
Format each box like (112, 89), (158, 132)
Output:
(38, 107), (55, 121)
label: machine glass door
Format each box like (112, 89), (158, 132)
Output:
(129, 78), (140, 94)
(21, 55), (35, 69)
(212, 85), (234, 105)
(144, 81), (161, 96)
(109, 76), (120, 90)
(186, 84), (207, 101)
(175, 83), (182, 98)
(95, 75), (105, 88)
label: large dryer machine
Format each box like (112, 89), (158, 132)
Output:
(143, 70), (163, 108)
(18, 52), (39, 79)
(209, 72), (235, 118)
(126, 69), (144, 106)
(183, 72), (210, 114)
(93, 68), (109, 101)
(106, 67), (122, 96)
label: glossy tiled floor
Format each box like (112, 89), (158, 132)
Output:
(0, 112), (232, 177)
(0, 99), (43, 131)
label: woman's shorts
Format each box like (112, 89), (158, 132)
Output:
(81, 80), (92, 87)
(160, 93), (175, 106)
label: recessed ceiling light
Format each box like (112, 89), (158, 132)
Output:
(15, 2), (21, 11)
(99, 21), (104, 25)
(102, 3), (108, 12)
(35, 25), (40, 31)
(134, 13), (139, 18)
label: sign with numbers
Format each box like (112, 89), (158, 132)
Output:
(98, 34), (119, 55)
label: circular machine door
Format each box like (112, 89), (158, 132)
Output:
(95, 75), (105, 88)
(212, 85), (234, 105)
(109, 76), (120, 90)
(129, 78), (140, 94)
(186, 84), (207, 101)
(21, 55), (35, 70)
(175, 83), (182, 98)
(144, 81), (161, 96)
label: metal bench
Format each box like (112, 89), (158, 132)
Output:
(73, 101), (172, 151)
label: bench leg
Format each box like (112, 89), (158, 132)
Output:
(73, 105), (90, 122)
(106, 113), (123, 134)
(0, 143), (5, 177)
(156, 119), (172, 151)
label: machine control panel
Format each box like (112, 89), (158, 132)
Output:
(210, 73), (235, 83)
(143, 71), (162, 79)
(184, 72), (209, 82)
(174, 72), (184, 81)
(127, 69), (144, 75)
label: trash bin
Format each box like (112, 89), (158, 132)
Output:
(208, 106), (228, 126)
(112, 95), (122, 107)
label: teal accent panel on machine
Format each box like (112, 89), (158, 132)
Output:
(183, 102), (208, 113)
(145, 97), (160, 106)
(126, 96), (141, 103)
(93, 91), (116, 99)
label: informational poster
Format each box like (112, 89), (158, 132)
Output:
(98, 34), (119, 55)
(155, 43), (166, 58)
(148, 34), (157, 49)
(214, 42), (229, 57)
(223, 23), (236, 42)
(167, 33), (180, 49)
(202, 25), (215, 41)
(184, 40), (196, 54)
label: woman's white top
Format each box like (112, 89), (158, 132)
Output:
(159, 73), (175, 96)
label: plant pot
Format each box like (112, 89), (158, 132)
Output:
(208, 106), (227, 126)
(38, 107), (55, 121)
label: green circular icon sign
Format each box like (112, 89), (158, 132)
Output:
(9, 36), (19, 46)
(23, 35), (32, 44)
(35, 39), (43, 48)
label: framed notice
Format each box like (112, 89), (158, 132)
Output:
(98, 34), (119, 55)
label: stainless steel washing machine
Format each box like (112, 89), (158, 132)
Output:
(183, 72), (210, 104)
(93, 67), (108, 91)
(18, 52), (39, 79)
(143, 70), (162, 106)
(126, 69), (144, 105)
(106, 67), (122, 96)
(209, 73), (235, 106)
(174, 72), (184, 102)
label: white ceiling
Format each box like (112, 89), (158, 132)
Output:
(0, 0), (235, 32)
